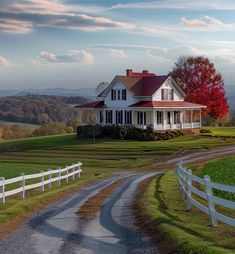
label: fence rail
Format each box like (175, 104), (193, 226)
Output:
(0, 162), (82, 204)
(176, 163), (235, 227)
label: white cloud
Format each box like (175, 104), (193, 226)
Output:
(0, 55), (10, 66)
(33, 50), (94, 65)
(0, 18), (32, 33)
(181, 16), (233, 29)
(110, 49), (127, 58)
(111, 0), (235, 10)
(147, 45), (202, 60)
(0, 0), (135, 33)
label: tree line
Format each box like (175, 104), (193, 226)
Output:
(0, 94), (90, 125)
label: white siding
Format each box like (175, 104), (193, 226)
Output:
(104, 80), (138, 108)
(153, 78), (184, 101)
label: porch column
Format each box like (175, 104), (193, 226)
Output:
(104, 109), (106, 124)
(180, 111), (184, 129)
(131, 110), (135, 125)
(170, 111), (173, 130)
(191, 110), (193, 129)
(163, 111), (166, 130)
(152, 110), (156, 130)
(113, 110), (116, 125)
(122, 110), (125, 125)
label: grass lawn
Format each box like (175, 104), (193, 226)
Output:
(0, 120), (39, 132)
(0, 132), (235, 241)
(194, 156), (235, 201)
(1, 133), (235, 179)
(204, 126), (235, 136)
(136, 172), (235, 254)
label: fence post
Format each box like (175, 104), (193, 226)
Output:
(72, 164), (75, 180)
(187, 169), (192, 210)
(204, 175), (217, 227)
(78, 163), (81, 178)
(20, 173), (25, 199)
(41, 171), (44, 192)
(0, 177), (5, 204)
(57, 168), (61, 186)
(66, 166), (69, 183)
(180, 167), (186, 200)
(48, 169), (52, 189)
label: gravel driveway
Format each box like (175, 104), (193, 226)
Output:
(0, 173), (160, 254)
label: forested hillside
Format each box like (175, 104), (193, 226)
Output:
(0, 94), (90, 124)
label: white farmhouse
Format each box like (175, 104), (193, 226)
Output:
(78, 69), (206, 133)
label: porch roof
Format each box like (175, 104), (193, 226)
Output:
(75, 101), (106, 109)
(129, 101), (206, 109)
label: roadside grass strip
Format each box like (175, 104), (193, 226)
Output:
(134, 172), (235, 254)
(77, 178), (127, 220)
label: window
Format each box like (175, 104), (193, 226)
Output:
(99, 111), (103, 123)
(156, 111), (163, 124)
(106, 110), (113, 124)
(111, 89), (126, 101)
(125, 110), (132, 124)
(122, 89), (127, 100)
(116, 110), (123, 124)
(174, 111), (180, 124)
(137, 112), (146, 125)
(161, 89), (174, 101)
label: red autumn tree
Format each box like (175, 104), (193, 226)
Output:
(170, 56), (229, 120)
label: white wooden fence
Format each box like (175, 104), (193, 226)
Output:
(176, 163), (235, 227)
(0, 162), (82, 204)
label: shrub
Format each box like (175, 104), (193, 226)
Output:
(200, 128), (212, 134)
(77, 124), (184, 141)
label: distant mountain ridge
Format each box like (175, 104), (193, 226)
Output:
(0, 87), (96, 97)
(0, 86), (234, 111)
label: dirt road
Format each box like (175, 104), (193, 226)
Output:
(0, 173), (160, 254)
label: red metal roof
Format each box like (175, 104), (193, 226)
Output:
(76, 101), (105, 108)
(116, 75), (170, 96)
(129, 101), (206, 108)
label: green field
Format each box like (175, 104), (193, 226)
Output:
(0, 130), (235, 250)
(1, 133), (235, 179)
(0, 121), (39, 132)
(204, 126), (235, 136)
(197, 156), (235, 200)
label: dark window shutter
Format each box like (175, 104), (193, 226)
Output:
(161, 89), (164, 100)
(171, 89), (174, 100)
(111, 89), (113, 100)
(122, 89), (126, 100)
(111, 110), (113, 124)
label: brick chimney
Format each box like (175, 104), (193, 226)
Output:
(125, 69), (156, 77)
(126, 69), (133, 76)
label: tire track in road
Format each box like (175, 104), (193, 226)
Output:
(0, 173), (160, 254)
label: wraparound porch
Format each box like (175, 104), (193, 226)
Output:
(80, 108), (202, 131)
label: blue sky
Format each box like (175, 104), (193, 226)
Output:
(0, 0), (235, 90)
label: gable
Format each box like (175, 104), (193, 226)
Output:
(103, 79), (138, 108)
(152, 77), (185, 101)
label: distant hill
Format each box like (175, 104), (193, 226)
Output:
(0, 94), (91, 125)
(0, 87), (96, 98)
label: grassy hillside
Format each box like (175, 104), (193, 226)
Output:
(0, 121), (39, 132)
